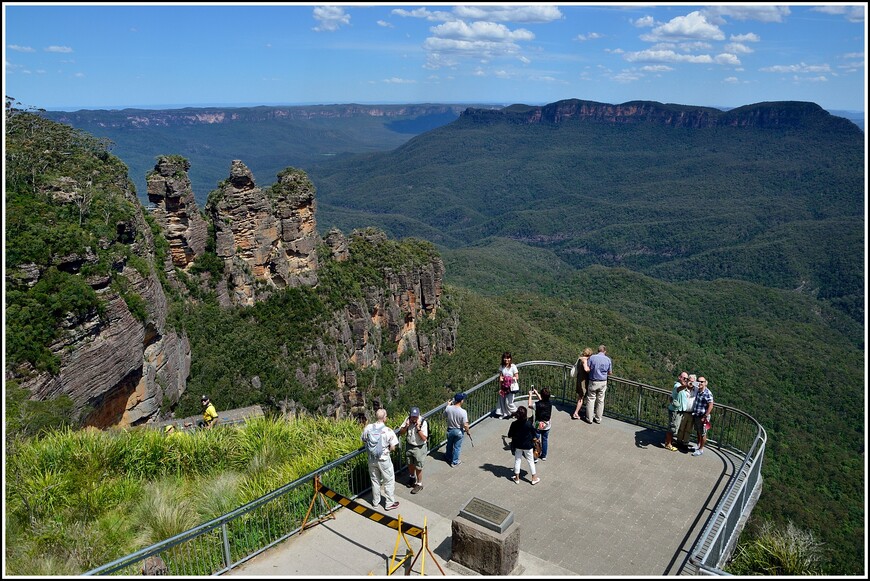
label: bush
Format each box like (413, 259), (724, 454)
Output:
(727, 520), (823, 575)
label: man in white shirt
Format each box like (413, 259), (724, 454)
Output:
(361, 408), (400, 510)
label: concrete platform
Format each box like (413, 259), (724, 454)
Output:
(227, 402), (734, 577)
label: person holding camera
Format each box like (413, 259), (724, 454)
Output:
(397, 407), (428, 494)
(444, 392), (470, 467)
(528, 387), (553, 461)
(507, 406), (540, 485)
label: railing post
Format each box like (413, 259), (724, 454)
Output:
(636, 381), (643, 423)
(221, 522), (232, 571)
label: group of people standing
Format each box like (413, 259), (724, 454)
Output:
(361, 348), (712, 509)
(664, 371), (715, 456)
(571, 345), (613, 424)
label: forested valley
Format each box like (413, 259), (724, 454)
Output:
(5, 98), (865, 574)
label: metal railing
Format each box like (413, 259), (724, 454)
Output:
(84, 361), (765, 576)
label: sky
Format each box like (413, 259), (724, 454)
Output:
(2, 3), (867, 113)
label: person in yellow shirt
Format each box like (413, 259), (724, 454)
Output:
(198, 395), (219, 429)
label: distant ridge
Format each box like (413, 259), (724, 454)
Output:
(44, 103), (496, 129)
(460, 99), (859, 130)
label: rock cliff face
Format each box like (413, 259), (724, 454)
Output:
(7, 130), (454, 427)
(461, 99), (841, 129)
(9, 177), (191, 429)
(207, 161), (319, 306)
(146, 155), (208, 271)
(291, 229), (456, 422)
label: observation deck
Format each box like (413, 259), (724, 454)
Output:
(85, 362), (765, 577)
(228, 400), (738, 576)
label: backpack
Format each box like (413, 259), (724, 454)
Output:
(365, 424), (385, 461)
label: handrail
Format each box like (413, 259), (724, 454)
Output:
(84, 361), (764, 576)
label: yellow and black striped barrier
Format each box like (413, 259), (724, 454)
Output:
(312, 476), (425, 538)
(302, 476), (445, 575)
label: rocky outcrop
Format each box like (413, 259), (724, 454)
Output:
(207, 161), (318, 306)
(146, 155), (208, 271)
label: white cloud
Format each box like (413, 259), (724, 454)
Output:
(679, 41), (712, 52)
(633, 16), (655, 28)
(624, 49), (714, 64)
(423, 37), (522, 58)
(383, 77), (416, 84)
(312, 6), (350, 32)
(793, 75), (828, 83)
(74, 72), (85, 77)
(423, 52), (459, 70)
(431, 21), (534, 42)
(453, 6), (562, 23)
(612, 70), (644, 83)
(576, 32), (604, 42)
(641, 11), (725, 42)
(641, 65), (673, 72)
(377, 20), (393, 28)
(730, 33), (760, 43)
(702, 6), (790, 24)
(724, 76), (740, 84)
(45, 45), (73, 53)
(392, 7), (455, 22)
(761, 62), (832, 74)
(8, 45), (35, 52)
(724, 42), (753, 54)
(811, 5), (865, 23)
(518, 55), (531, 64)
(715, 53), (741, 66)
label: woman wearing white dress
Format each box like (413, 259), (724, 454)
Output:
(497, 351), (519, 419)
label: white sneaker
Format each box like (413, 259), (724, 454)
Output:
(692, 449), (704, 456)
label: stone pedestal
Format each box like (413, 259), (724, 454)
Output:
(451, 515), (520, 575)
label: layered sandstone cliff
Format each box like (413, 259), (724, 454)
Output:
(146, 155), (208, 271)
(9, 175), (191, 428)
(206, 160), (319, 306)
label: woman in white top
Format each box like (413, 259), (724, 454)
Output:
(497, 351), (519, 419)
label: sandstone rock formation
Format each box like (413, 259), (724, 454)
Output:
(146, 155), (208, 271)
(8, 149), (455, 428)
(207, 161), (318, 306)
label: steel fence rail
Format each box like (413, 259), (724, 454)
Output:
(84, 361), (764, 576)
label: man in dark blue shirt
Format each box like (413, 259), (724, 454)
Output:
(584, 344), (613, 424)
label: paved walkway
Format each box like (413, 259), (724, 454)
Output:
(228, 402), (734, 576)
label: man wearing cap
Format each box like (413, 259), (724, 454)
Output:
(397, 407), (429, 494)
(199, 396), (219, 429)
(443, 393), (470, 467)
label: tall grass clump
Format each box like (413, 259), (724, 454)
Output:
(727, 519), (823, 575)
(5, 414), (364, 575)
(133, 477), (200, 545)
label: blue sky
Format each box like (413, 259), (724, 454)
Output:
(3, 3), (866, 112)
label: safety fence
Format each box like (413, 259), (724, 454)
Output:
(84, 361), (765, 576)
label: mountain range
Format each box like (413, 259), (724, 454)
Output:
(11, 97), (867, 574)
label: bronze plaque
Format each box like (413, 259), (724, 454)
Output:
(459, 497), (514, 533)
